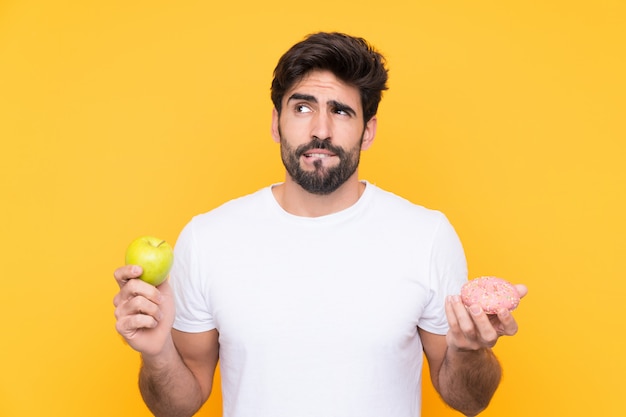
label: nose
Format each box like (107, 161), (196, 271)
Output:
(311, 111), (332, 141)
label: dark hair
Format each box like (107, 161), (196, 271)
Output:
(271, 32), (389, 123)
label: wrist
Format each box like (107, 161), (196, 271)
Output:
(140, 334), (177, 369)
(444, 346), (497, 371)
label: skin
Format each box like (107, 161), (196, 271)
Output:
(113, 70), (527, 417)
(270, 70), (376, 217)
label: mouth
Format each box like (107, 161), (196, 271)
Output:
(294, 139), (343, 168)
(303, 151), (336, 159)
(299, 149), (338, 170)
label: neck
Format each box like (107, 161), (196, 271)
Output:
(272, 173), (365, 217)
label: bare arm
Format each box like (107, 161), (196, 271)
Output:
(114, 265), (219, 417)
(139, 329), (219, 417)
(420, 329), (501, 416)
(420, 285), (527, 416)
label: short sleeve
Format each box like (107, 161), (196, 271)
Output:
(170, 218), (216, 333)
(417, 213), (468, 334)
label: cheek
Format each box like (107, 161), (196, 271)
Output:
(339, 124), (367, 146)
(278, 119), (311, 143)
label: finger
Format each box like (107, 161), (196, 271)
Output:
(114, 295), (163, 322)
(113, 265), (143, 288)
(445, 296), (480, 346)
(467, 305), (499, 346)
(444, 296), (467, 350)
(515, 284), (529, 299)
(114, 277), (163, 306)
(449, 296), (478, 336)
(495, 308), (519, 336)
(115, 314), (159, 338)
(444, 296), (458, 325)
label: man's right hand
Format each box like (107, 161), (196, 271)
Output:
(113, 265), (175, 357)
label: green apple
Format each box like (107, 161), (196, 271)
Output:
(125, 236), (174, 286)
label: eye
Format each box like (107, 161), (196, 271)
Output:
(331, 103), (355, 117)
(295, 104), (313, 113)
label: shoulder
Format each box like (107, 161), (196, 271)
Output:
(174, 186), (274, 250)
(203, 186), (271, 217)
(366, 183), (449, 226)
(189, 186), (272, 228)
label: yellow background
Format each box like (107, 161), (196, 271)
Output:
(1, 1), (624, 416)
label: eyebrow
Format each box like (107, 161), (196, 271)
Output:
(287, 93), (357, 117)
(288, 93), (317, 103)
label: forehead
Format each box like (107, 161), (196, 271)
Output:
(285, 70), (362, 107)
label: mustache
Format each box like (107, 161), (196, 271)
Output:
(295, 138), (345, 158)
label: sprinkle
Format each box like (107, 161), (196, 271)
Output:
(460, 276), (520, 314)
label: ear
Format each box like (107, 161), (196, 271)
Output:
(271, 108), (281, 143)
(360, 116), (377, 151)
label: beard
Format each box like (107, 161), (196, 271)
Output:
(279, 129), (364, 195)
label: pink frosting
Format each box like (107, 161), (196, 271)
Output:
(460, 276), (520, 313)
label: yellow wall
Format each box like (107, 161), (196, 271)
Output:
(1, 1), (624, 416)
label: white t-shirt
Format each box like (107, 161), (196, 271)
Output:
(171, 182), (467, 417)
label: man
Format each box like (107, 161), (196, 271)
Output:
(113, 32), (526, 417)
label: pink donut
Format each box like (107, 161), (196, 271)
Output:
(460, 276), (520, 314)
